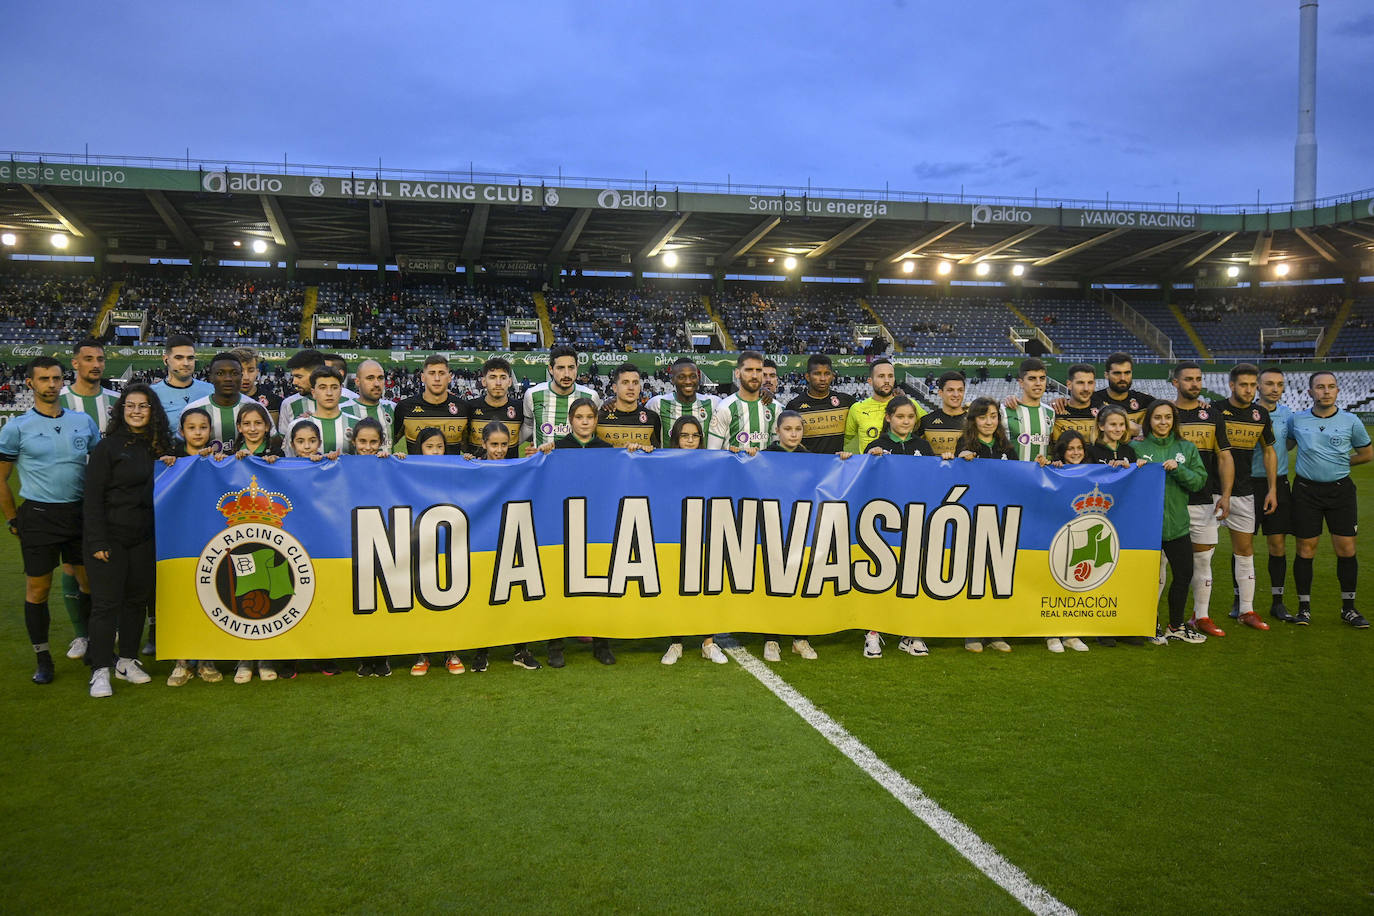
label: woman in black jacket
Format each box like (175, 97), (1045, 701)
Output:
(84, 383), (173, 698)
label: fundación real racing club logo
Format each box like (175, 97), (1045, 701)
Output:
(197, 477), (315, 639)
(1047, 484), (1119, 592)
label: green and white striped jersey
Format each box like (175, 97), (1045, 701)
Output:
(304, 410), (362, 455)
(277, 393), (316, 439)
(708, 394), (777, 450)
(59, 386), (119, 433)
(645, 392), (717, 443)
(522, 382), (601, 448)
(185, 394), (258, 447)
(999, 401), (1057, 462)
(347, 398), (396, 449)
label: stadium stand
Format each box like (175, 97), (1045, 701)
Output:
(0, 271), (105, 344)
(547, 286), (709, 351)
(315, 279), (531, 350)
(1012, 298), (1148, 360)
(867, 295), (1021, 356)
(713, 289), (868, 355)
(1130, 300), (1201, 358)
(114, 272), (304, 347)
(1327, 298), (1374, 359)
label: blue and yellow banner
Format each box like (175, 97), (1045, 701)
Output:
(154, 452), (1164, 658)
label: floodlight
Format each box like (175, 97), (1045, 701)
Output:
(1226, 265), (1240, 278)
(937, 261), (952, 276)
(901, 260), (915, 274)
(233, 240), (242, 247)
(1011, 263), (1026, 277)
(662, 251), (679, 269)
(252, 239), (268, 254)
(975, 262), (991, 277)
(766, 257), (775, 264)
(783, 256), (797, 270)
(1274, 263), (1290, 277)
(50, 234), (68, 249)
(0, 233), (16, 247)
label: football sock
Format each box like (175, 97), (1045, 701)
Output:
(61, 572), (85, 638)
(1294, 556), (1314, 607)
(1231, 554), (1239, 600)
(1235, 554), (1256, 614)
(24, 601), (50, 648)
(1337, 556), (1357, 611)
(1269, 554), (1287, 599)
(1191, 548), (1215, 617)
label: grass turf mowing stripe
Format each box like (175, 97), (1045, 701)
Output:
(726, 645), (1076, 916)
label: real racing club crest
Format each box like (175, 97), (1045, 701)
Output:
(196, 476), (316, 639)
(1047, 484), (1119, 592)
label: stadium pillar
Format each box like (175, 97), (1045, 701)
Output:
(633, 264), (644, 284)
(377, 262), (387, 284)
(465, 261), (477, 288)
(713, 272), (724, 294)
(285, 258), (296, 281)
(1160, 280), (1174, 304)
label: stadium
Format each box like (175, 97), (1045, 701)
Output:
(4, 4), (1374, 914)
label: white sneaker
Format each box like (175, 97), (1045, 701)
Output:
(702, 643), (728, 664)
(234, 661), (253, 684)
(1063, 637), (1090, 652)
(898, 637), (928, 657)
(115, 657), (151, 684)
(964, 639), (983, 653)
(1149, 623), (1169, 646)
(196, 660), (222, 683)
(258, 661), (277, 681)
(1046, 637), (1064, 653)
(863, 631), (883, 658)
(792, 639), (818, 660)
(660, 643), (683, 665)
(988, 639), (1012, 653)
(762, 640), (782, 662)
(166, 664), (193, 687)
(67, 637), (88, 660)
(89, 667), (113, 698)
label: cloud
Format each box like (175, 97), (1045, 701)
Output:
(1334, 13), (1374, 37)
(912, 161), (976, 181)
(994, 118), (1051, 132)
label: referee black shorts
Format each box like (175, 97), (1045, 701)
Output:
(1292, 476), (1358, 539)
(1251, 475), (1292, 537)
(16, 500), (85, 577)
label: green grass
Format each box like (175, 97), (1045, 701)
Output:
(2, 463), (1372, 914)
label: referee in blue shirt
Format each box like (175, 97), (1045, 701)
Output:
(0, 357), (101, 684)
(1290, 371), (1373, 627)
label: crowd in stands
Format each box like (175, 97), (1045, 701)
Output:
(713, 290), (865, 354)
(547, 287), (703, 351)
(118, 274), (303, 347)
(0, 272), (104, 344)
(317, 278), (528, 350)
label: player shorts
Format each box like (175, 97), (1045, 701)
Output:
(1222, 493), (1255, 533)
(1187, 496), (1219, 545)
(1251, 476), (1291, 537)
(16, 500), (84, 577)
(1292, 476), (1358, 539)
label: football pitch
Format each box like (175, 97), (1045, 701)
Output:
(2, 463), (1371, 914)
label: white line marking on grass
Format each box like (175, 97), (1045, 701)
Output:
(726, 646), (1077, 916)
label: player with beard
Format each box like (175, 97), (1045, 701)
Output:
(185, 352), (256, 452)
(646, 357), (716, 445)
(761, 358), (780, 407)
(1090, 352), (1150, 433)
(1231, 367), (1299, 622)
(234, 347), (282, 428)
(55, 338), (118, 661)
(1171, 360), (1226, 637)
(275, 349), (326, 441)
(1213, 363), (1278, 631)
(150, 333), (214, 429)
(917, 371), (966, 457)
(465, 358), (525, 454)
(597, 363), (660, 447)
(1053, 363), (1101, 446)
(845, 358), (914, 455)
(523, 345), (601, 449)
(708, 351), (777, 452)
(785, 354), (854, 454)
(392, 354), (468, 454)
(348, 359), (396, 452)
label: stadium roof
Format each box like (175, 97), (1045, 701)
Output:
(3, 153), (1373, 284)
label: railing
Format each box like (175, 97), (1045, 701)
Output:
(1097, 290), (1174, 360)
(6, 150), (1372, 216)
